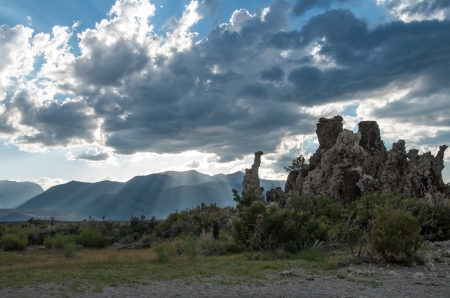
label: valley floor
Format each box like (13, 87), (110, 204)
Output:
(2, 241), (450, 298)
(1, 262), (450, 298)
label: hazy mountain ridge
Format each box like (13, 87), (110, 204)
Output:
(0, 180), (44, 209)
(4, 171), (284, 221)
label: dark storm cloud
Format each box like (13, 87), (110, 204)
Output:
(73, 38), (149, 86)
(372, 96), (450, 127)
(7, 92), (98, 146)
(0, 117), (17, 134)
(292, 0), (354, 16)
(3, 0), (450, 163)
(420, 130), (450, 147)
(76, 152), (110, 161)
(238, 83), (268, 98)
(71, 5), (450, 159)
(265, 9), (450, 105)
(261, 67), (284, 81)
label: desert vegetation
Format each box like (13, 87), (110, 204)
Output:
(1, 188), (450, 290)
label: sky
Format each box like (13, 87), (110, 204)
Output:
(0, 0), (449, 190)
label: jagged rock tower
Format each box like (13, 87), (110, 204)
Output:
(285, 116), (449, 205)
(243, 151), (265, 200)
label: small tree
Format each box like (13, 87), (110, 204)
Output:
(284, 155), (305, 172)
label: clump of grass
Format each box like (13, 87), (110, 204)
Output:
(107, 250), (119, 264)
(153, 243), (170, 263)
(299, 241), (328, 263)
(299, 247), (327, 263)
(63, 241), (77, 258)
(184, 236), (197, 260)
(336, 273), (346, 279)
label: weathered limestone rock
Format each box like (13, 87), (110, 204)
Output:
(284, 170), (299, 194)
(287, 116), (448, 205)
(358, 121), (387, 180)
(317, 115), (344, 150)
(301, 129), (368, 203)
(381, 142), (449, 205)
(242, 151), (264, 200)
(309, 116), (344, 171)
(266, 187), (286, 208)
(381, 140), (407, 194)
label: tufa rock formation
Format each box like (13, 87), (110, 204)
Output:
(266, 187), (286, 208)
(283, 116), (448, 205)
(243, 151), (265, 200)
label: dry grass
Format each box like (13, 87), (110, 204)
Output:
(0, 247), (338, 291)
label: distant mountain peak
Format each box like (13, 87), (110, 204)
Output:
(0, 180), (44, 209)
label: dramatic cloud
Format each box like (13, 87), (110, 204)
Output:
(185, 160), (201, 168)
(0, 0), (449, 176)
(380, 0), (450, 22)
(0, 24), (34, 89)
(292, 0), (353, 16)
(65, 148), (114, 163)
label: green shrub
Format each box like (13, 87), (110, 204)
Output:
(135, 234), (153, 249)
(232, 191), (341, 252)
(62, 241), (77, 258)
(169, 238), (186, 256)
(78, 228), (109, 249)
(27, 217), (47, 227)
(371, 203), (422, 264)
(420, 204), (450, 241)
(43, 235), (52, 249)
(157, 203), (228, 238)
(129, 214), (157, 239)
(44, 232), (76, 250)
(197, 229), (222, 255)
(0, 234), (28, 251)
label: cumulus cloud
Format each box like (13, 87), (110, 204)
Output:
(32, 177), (69, 190)
(0, 24), (34, 88)
(96, 175), (120, 182)
(0, 0), (449, 175)
(65, 148), (115, 163)
(185, 159), (201, 168)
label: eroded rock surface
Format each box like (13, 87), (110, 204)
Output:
(285, 116), (449, 205)
(243, 151), (264, 200)
(266, 187), (286, 208)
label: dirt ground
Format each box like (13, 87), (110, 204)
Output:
(2, 241), (450, 298)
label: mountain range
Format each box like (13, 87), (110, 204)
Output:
(1, 171), (284, 221)
(0, 180), (43, 209)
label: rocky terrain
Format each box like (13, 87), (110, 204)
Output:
(265, 116), (449, 207)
